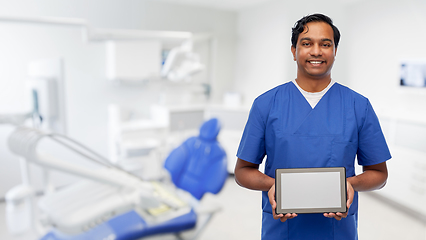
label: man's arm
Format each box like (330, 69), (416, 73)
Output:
(234, 158), (298, 222)
(347, 161), (388, 191)
(234, 158), (274, 191)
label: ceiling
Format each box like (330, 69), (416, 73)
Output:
(156, 0), (365, 11)
(155, 0), (274, 11)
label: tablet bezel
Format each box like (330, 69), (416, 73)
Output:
(275, 167), (347, 214)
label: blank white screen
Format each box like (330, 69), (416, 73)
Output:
(281, 172), (341, 209)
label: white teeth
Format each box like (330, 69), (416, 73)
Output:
(310, 61), (322, 64)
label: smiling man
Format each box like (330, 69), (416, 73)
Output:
(291, 20), (336, 91)
(234, 13), (391, 239)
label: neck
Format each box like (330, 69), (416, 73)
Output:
(295, 77), (331, 93)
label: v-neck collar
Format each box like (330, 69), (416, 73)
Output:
(285, 81), (343, 136)
(290, 80), (336, 110)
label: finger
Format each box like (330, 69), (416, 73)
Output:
(279, 213), (290, 222)
(346, 181), (354, 207)
(268, 192), (279, 217)
(325, 212), (347, 221)
(271, 207), (284, 220)
(347, 198), (352, 210)
(324, 212), (339, 219)
(271, 205), (281, 219)
(273, 211), (284, 220)
(268, 184), (276, 205)
(268, 197), (272, 205)
(280, 213), (297, 222)
(270, 201), (276, 211)
(268, 194), (275, 205)
(329, 212), (341, 220)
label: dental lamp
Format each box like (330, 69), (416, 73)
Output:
(161, 40), (205, 82)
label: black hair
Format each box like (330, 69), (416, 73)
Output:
(291, 13), (340, 49)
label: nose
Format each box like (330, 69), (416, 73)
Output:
(310, 44), (322, 56)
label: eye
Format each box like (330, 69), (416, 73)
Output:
(322, 43), (332, 47)
(302, 42), (311, 47)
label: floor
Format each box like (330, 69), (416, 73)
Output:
(0, 176), (425, 240)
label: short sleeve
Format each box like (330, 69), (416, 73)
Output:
(236, 100), (266, 164)
(357, 100), (392, 166)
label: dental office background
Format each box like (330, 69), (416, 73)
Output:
(0, 0), (426, 238)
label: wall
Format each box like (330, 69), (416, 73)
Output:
(233, 1), (287, 106)
(345, 0), (426, 117)
(344, 0), (426, 219)
(0, 0), (237, 197)
(233, 0), (349, 106)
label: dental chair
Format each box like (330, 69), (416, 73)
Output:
(34, 118), (228, 240)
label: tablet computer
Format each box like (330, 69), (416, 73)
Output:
(275, 167), (347, 214)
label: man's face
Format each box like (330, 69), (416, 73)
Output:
(291, 21), (337, 81)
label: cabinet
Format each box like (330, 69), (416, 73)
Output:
(106, 41), (162, 81)
(375, 115), (426, 221)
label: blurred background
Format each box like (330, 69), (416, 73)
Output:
(0, 0), (425, 239)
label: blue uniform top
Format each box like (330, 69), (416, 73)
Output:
(237, 82), (391, 240)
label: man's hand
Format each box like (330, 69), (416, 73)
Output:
(268, 183), (298, 222)
(323, 180), (354, 220)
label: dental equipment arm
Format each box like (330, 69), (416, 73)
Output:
(7, 126), (194, 235)
(0, 113), (32, 126)
(7, 127), (153, 191)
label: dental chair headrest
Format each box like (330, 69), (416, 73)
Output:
(199, 118), (221, 141)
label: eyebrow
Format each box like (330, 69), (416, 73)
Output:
(300, 37), (333, 43)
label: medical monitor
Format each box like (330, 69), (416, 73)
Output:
(275, 167), (347, 214)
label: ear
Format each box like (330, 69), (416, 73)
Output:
(291, 46), (296, 61)
(334, 47), (338, 56)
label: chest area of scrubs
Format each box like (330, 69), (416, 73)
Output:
(264, 84), (358, 178)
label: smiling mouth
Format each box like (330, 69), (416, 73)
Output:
(308, 60), (324, 64)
